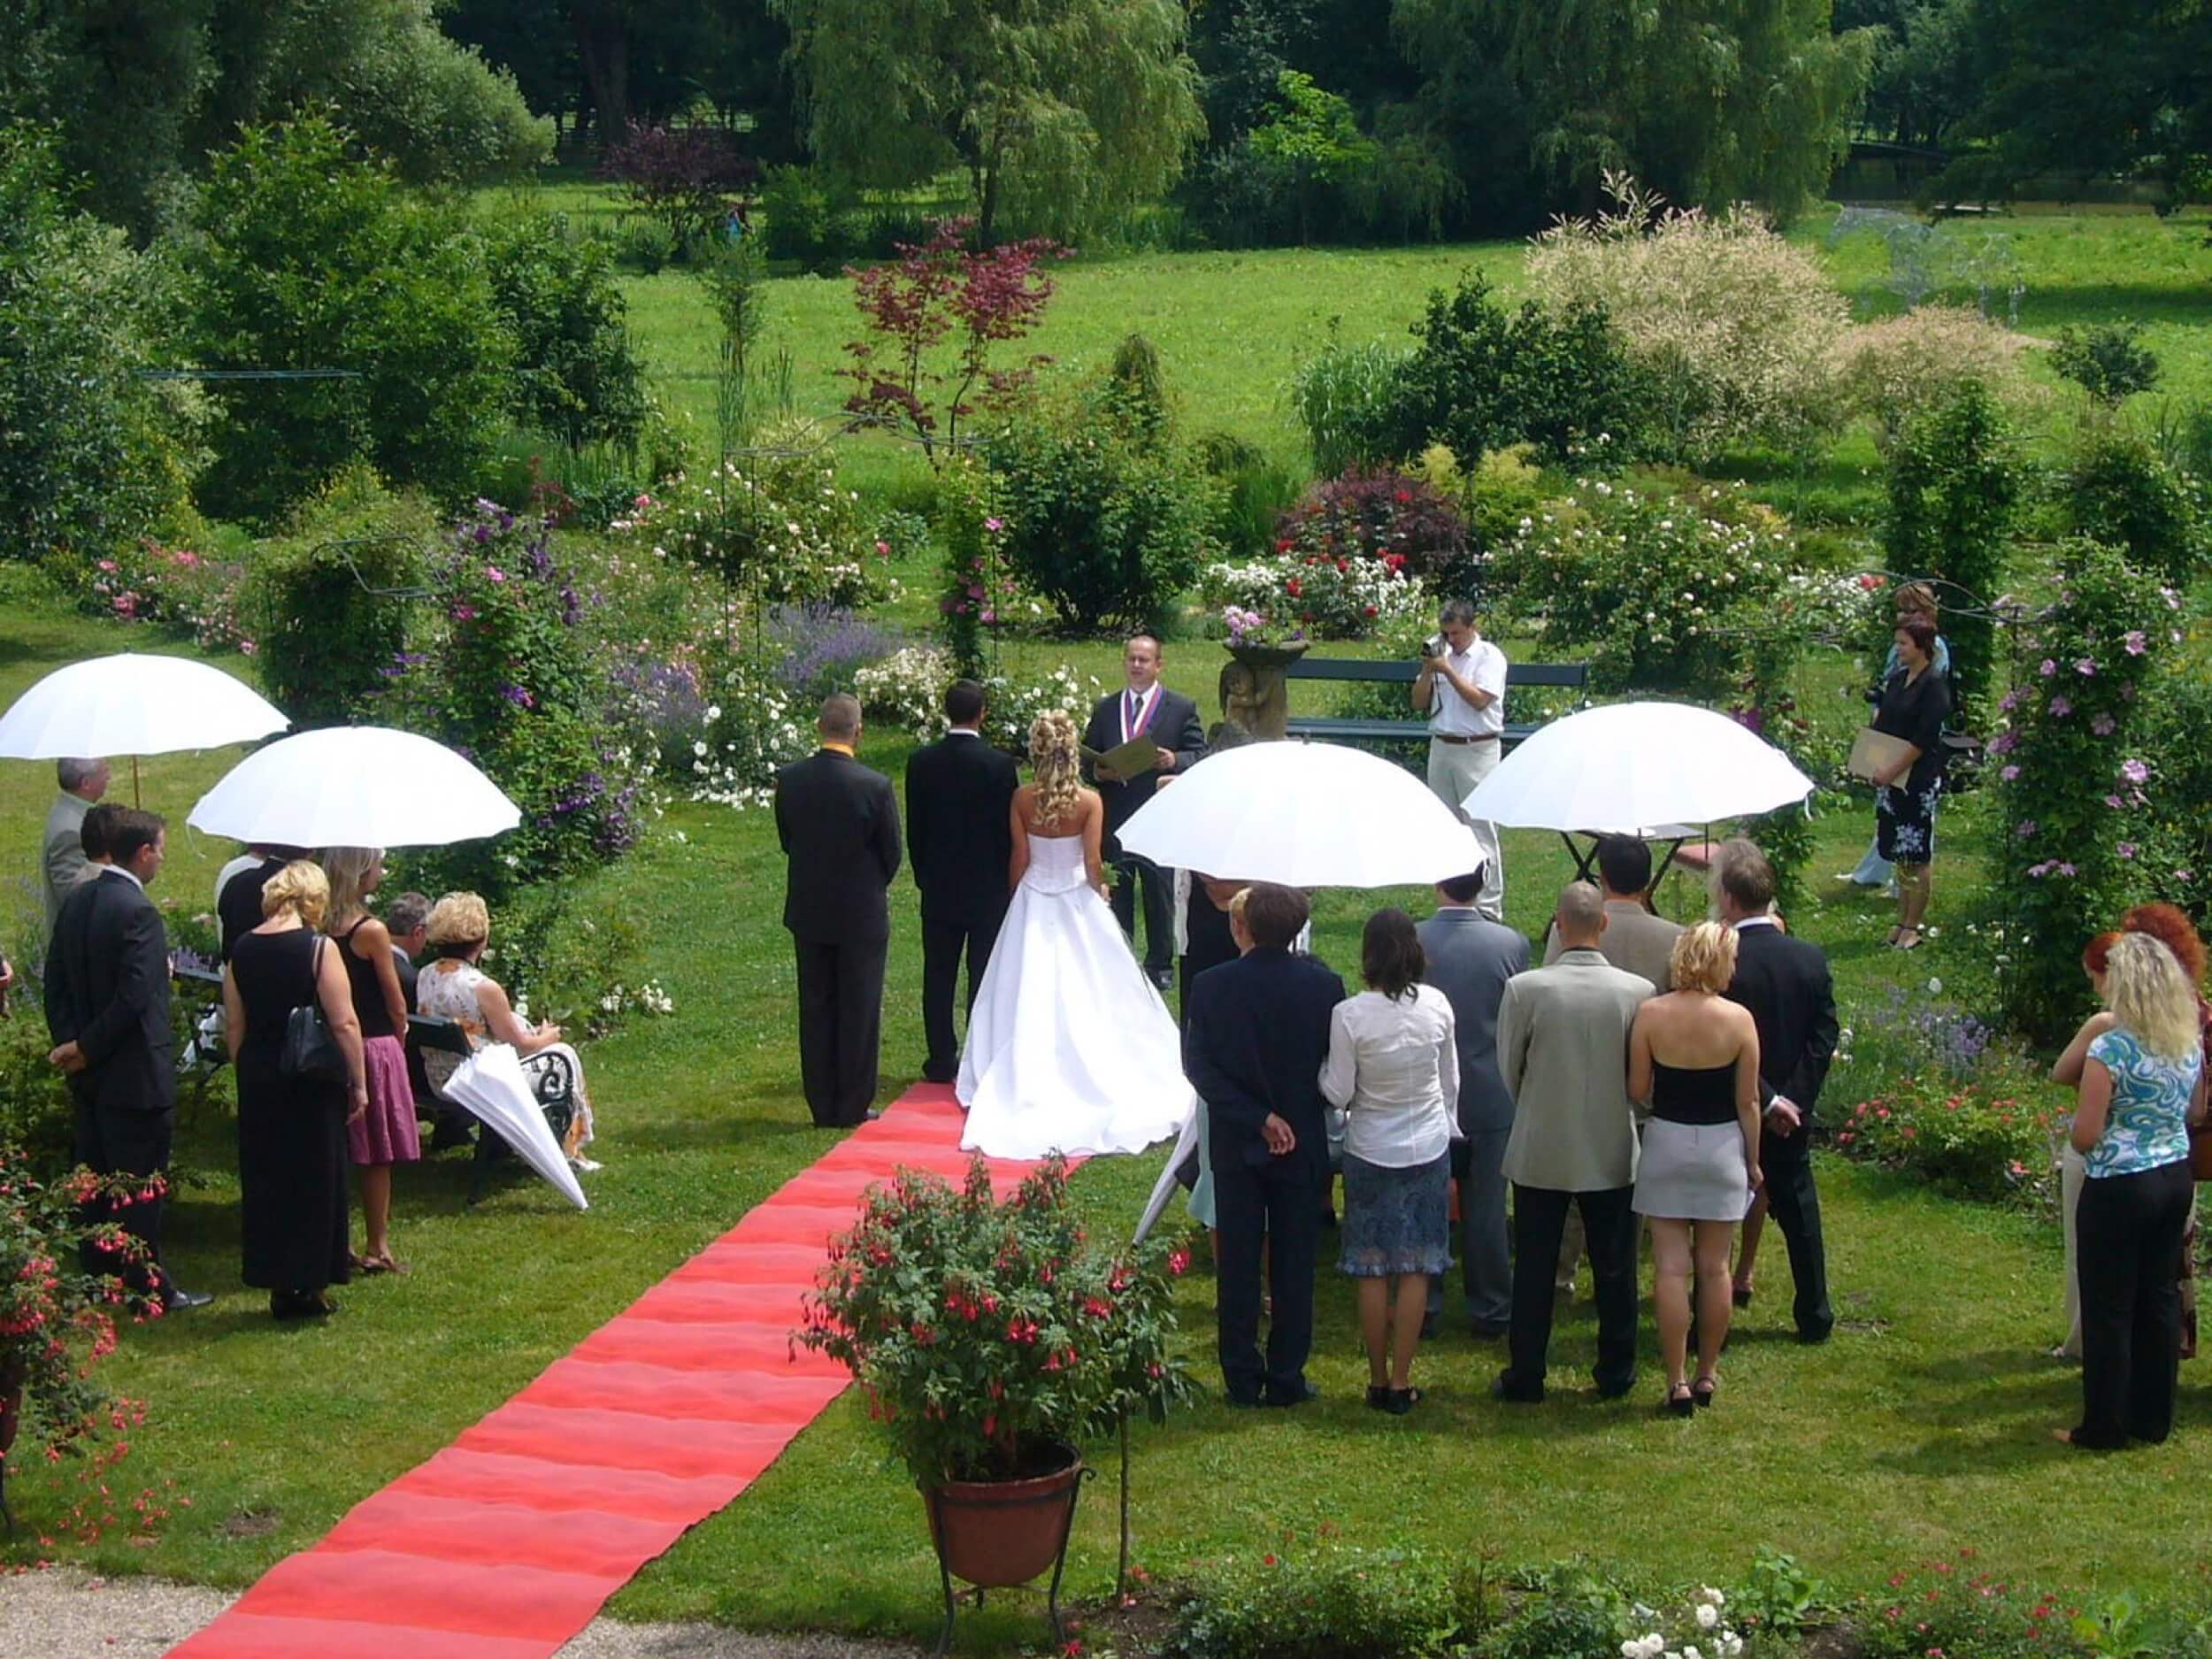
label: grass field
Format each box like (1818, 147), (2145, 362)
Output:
(4, 200), (2212, 1643)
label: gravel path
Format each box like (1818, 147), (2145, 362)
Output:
(0, 1570), (925, 1659)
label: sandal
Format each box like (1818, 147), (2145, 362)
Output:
(363, 1253), (411, 1277)
(1385, 1386), (1423, 1417)
(1663, 1382), (1695, 1417)
(1365, 1385), (1392, 1411)
(1691, 1374), (1718, 1409)
(1895, 928), (1924, 951)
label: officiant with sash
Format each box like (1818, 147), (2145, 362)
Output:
(1865, 615), (1951, 952)
(1085, 635), (1206, 991)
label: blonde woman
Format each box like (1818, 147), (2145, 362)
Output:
(320, 847), (417, 1274)
(1630, 922), (1763, 1416)
(956, 710), (1193, 1160)
(2060, 932), (2207, 1450)
(223, 861), (365, 1320)
(417, 892), (600, 1166)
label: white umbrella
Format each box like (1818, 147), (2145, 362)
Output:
(1461, 701), (1814, 833)
(188, 726), (520, 849)
(440, 1045), (588, 1210)
(1133, 1110), (1201, 1245)
(0, 653), (288, 796)
(1116, 741), (1479, 889)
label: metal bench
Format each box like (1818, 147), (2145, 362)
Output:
(1283, 658), (1591, 747)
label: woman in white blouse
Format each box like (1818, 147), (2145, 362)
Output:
(1320, 908), (1460, 1415)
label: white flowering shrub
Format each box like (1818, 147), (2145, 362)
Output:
(1621, 1586), (1746, 1659)
(598, 979), (675, 1018)
(684, 644), (813, 810)
(1196, 554), (1432, 641)
(855, 643), (955, 732)
(982, 663), (1104, 754)
(1528, 173), (1848, 460)
(1832, 303), (2039, 444)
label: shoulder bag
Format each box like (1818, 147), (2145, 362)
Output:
(279, 935), (348, 1085)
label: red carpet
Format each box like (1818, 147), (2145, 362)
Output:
(169, 1085), (1051, 1659)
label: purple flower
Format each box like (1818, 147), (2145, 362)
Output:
(2125, 631), (2148, 656)
(2015, 820), (2039, 839)
(2105, 794), (2125, 810)
(499, 683), (536, 709)
(2058, 862), (2078, 877)
(2000, 764), (2020, 782)
(1999, 690), (2021, 713)
(2121, 758), (2149, 784)
(2048, 695), (2072, 718)
(2119, 842), (2139, 860)
(486, 565), (509, 583)
(2074, 657), (2096, 676)
(2091, 713), (2116, 736)
(2038, 658), (2057, 677)
(984, 517), (1004, 534)
(1989, 731), (2017, 755)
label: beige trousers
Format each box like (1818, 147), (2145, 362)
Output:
(1426, 738), (1503, 920)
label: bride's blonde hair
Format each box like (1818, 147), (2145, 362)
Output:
(1029, 710), (1083, 829)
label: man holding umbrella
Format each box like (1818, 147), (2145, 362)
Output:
(42, 757), (109, 939)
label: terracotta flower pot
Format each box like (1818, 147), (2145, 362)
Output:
(923, 1440), (1084, 1589)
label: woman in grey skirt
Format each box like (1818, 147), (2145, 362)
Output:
(1630, 921), (1763, 1416)
(1321, 908), (1460, 1416)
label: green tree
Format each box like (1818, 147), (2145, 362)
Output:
(1394, 0), (1875, 221)
(188, 117), (514, 525)
(481, 212), (649, 453)
(769, 0), (1206, 240)
(1248, 69), (1379, 242)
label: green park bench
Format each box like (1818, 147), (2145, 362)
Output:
(1283, 657), (1591, 749)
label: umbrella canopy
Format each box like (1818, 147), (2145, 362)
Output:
(439, 1045), (588, 1211)
(0, 652), (288, 759)
(1461, 701), (1815, 833)
(1117, 740), (1479, 889)
(188, 726), (520, 849)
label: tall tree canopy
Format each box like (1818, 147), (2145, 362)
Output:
(1394, 0), (1876, 221)
(769, 0), (1207, 240)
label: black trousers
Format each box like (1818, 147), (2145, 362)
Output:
(1214, 1145), (1321, 1404)
(1109, 849), (1173, 976)
(919, 908), (1003, 1084)
(73, 1093), (174, 1295)
(1503, 1183), (1638, 1395)
(1760, 1120), (1833, 1340)
(2075, 1157), (2193, 1448)
(793, 937), (887, 1127)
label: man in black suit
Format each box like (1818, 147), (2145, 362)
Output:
(44, 808), (209, 1311)
(904, 679), (1019, 1085)
(1713, 838), (1837, 1343)
(1183, 882), (1346, 1408)
(1083, 634), (1206, 990)
(776, 693), (902, 1127)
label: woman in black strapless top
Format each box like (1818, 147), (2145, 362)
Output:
(1629, 922), (1763, 1415)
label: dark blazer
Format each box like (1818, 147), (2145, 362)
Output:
(1083, 686), (1206, 833)
(45, 870), (174, 1114)
(905, 730), (1019, 926)
(1184, 947), (1347, 1170)
(775, 749), (902, 944)
(1724, 921), (1839, 1116)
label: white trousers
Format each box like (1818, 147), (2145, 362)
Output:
(1426, 738), (1503, 920)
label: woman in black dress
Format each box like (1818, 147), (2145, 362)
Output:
(1870, 614), (1951, 951)
(222, 860), (366, 1319)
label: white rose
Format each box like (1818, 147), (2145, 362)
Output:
(1696, 1604), (1718, 1630)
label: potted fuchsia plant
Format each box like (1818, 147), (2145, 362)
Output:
(0, 1146), (161, 1537)
(799, 1155), (1188, 1648)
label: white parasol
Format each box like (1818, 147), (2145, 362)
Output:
(1461, 701), (1815, 833)
(438, 1044), (588, 1210)
(188, 726), (520, 849)
(1116, 740), (1479, 889)
(0, 652), (289, 800)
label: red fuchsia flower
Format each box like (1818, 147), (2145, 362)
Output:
(1005, 1316), (1038, 1345)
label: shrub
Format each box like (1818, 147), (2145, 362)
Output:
(472, 882), (652, 1040)
(683, 638), (814, 810)
(935, 457), (1011, 676)
(2059, 429), (2208, 588)
(1198, 556), (1430, 642)
(1991, 540), (2177, 1042)
(0, 1018), (77, 1176)
(2050, 320), (2162, 410)
(600, 122), (755, 256)
(1880, 381), (2024, 716)
(188, 116), (512, 525)
(1166, 1540), (1497, 1659)
(1484, 1562), (1631, 1659)
(1194, 433), (1304, 561)
(1378, 274), (1641, 468)
(1833, 303), (2039, 445)
(764, 605), (897, 702)
(1830, 1074), (2055, 1206)
(1286, 330), (1403, 477)
(65, 537), (254, 655)
(985, 382), (1225, 634)
(480, 212), (649, 454)
(1278, 466), (1472, 594)
(981, 662), (1106, 754)
(1847, 1555), (2058, 1659)
(0, 130), (198, 569)
(854, 643), (955, 732)
(1527, 173), (1849, 460)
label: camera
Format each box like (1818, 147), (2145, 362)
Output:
(1422, 635), (1446, 659)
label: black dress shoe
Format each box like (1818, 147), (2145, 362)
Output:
(920, 1066), (956, 1086)
(1797, 1325), (1833, 1346)
(1492, 1372), (1543, 1404)
(1263, 1380), (1320, 1408)
(1225, 1390), (1265, 1409)
(863, 1109), (883, 1122)
(1594, 1375), (1637, 1401)
(163, 1286), (213, 1312)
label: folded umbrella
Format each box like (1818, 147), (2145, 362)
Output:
(439, 1044), (588, 1211)
(188, 726), (520, 849)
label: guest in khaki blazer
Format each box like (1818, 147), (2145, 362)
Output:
(1494, 882), (1655, 1402)
(1542, 835), (1684, 992)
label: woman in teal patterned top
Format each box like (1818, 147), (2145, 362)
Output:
(2060, 933), (2208, 1449)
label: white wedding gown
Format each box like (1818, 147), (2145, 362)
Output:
(957, 831), (1194, 1159)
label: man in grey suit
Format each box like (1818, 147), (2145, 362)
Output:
(1494, 882), (1655, 1402)
(42, 757), (110, 940)
(1542, 835), (1683, 990)
(1417, 864), (1529, 1337)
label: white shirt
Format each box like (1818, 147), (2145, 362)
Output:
(1427, 636), (1508, 738)
(1319, 985), (1461, 1168)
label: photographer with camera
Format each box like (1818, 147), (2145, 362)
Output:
(1411, 600), (1509, 920)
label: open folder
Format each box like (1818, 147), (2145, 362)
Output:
(1081, 734), (1160, 780)
(1847, 726), (1916, 782)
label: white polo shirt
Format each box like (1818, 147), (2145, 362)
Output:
(1428, 636), (1508, 739)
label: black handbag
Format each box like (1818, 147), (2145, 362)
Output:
(278, 937), (348, 1085)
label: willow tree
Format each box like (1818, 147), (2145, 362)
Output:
(770, 0), (1205, 240)
(1394, 0), (1875, 222)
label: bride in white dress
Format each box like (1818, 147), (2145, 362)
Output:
(958, 710), (1194, 1159)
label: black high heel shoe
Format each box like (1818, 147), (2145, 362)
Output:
(1691, 1374), (1718, 1409)
(1663, 1382), (1696, 1417)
